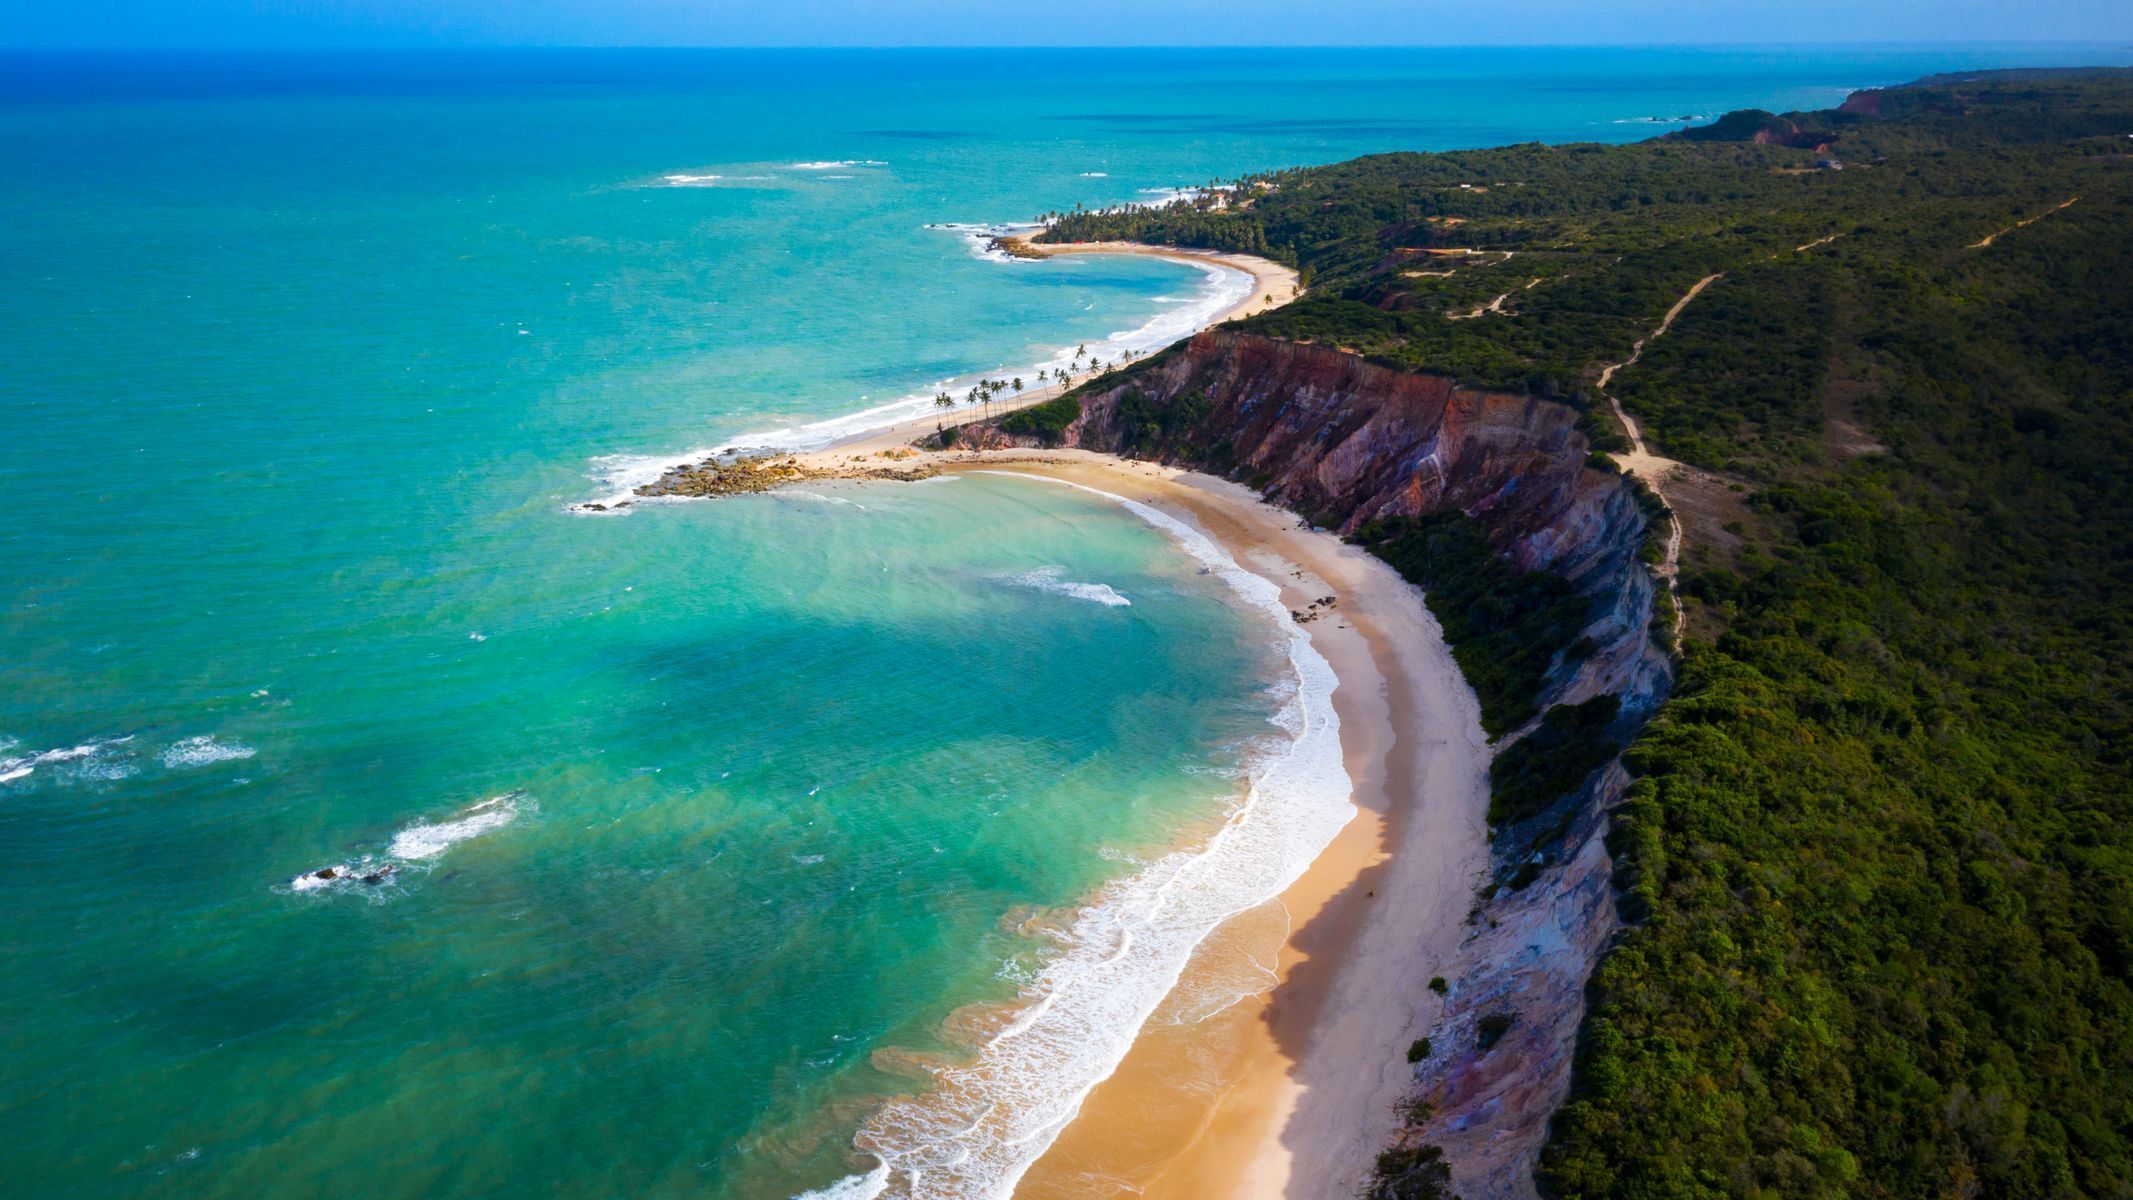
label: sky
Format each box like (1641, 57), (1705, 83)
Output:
(0, 0), (2126, 48)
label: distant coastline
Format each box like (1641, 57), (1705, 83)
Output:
(662, 237), (1494, 1199)
(578, 238), (1295, 512)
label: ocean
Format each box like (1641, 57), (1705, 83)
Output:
(3, 45), (2122, 1199)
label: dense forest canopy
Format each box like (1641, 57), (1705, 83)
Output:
(1051, 69), (2133, 1198)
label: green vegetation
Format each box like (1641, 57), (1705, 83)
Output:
(1109, 386), (1214, 458)
(1056, 69), (2133, 1197)
(1359, 513), (1591, 738)
(1364, 1140), (1458, 1200)
(1407, 1037), (1433, 1064)
(994, 393), (1079, 446)
(1487, 696), (1622, 827)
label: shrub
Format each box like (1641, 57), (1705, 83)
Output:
(1487, 696), (1622, 826)
(996, 394), (1080, 446)
(1363, 1141), (1456, 1200)
(1361, 513), (1592, 736)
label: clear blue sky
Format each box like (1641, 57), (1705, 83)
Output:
(2, 0), (2126, 48)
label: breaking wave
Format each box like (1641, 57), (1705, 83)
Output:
(1004, 565), (1131, 608)
(160, 736), (256, 768)
(284, 791), (527, 899)
(570, 237), (1251, 513)
(389, 792), (522, 860)
(791, 474), (1353, 1200)
(1, 735), (136, 786)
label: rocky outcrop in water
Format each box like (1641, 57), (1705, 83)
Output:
(634, 453), (938, 501)
(963, 328), (1674, 1198)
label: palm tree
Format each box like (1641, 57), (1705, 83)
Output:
(1011, 377), (1023, 395)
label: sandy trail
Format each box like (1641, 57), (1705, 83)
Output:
(1969, 196), (2080, 249)
(1594, 272), (1721, 639)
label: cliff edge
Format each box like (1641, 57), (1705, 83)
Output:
(961, 328), (1674, 1196)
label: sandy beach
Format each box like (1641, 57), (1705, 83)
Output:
(803, 241), (1295, 459)
(656, 241), (1490, 1198)
(985, 456), (1492, 1200)
(784, 446), (1495, 1199)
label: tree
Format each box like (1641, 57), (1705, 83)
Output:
(1011, 377), (1024, 394)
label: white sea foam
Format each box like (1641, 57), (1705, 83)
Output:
(792, 1161), (890, 1200)
(390, 792), (522, 860)
(794, 476), (1354, 1200)
(288, 866), (354, 893)
(1078, 171), (1109, 177)
(1004, 566), (1131, 608)
(924, 221), (1028, 263)
(664, 173), (724, 185)
(160, 736), (256, 768)
(791, 160), (887, 170)
(783, 490), (866, 509)
(285, 792), (526, 899)
(571, 241), (1251, 514)
(0, 735), (135, 786)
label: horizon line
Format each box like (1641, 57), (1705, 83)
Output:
(6, 39), (2132, 53)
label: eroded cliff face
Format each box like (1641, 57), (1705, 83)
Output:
(978, 329), (1674, 1198)
(1075, 333), (1629, 587)
(1007, 329), (1672, 720)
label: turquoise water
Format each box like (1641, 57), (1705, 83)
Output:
(4, 46), (2127, 1199)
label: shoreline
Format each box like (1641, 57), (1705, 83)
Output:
(977, 455), (1492, 1200)
(573, 242), (1295, 512)
(600, 237), (1476, 1199)
(786, 449), (1493, 1199)
(748, 240), (1297, 460)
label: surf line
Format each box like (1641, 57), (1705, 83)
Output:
(793, 470), (1355, 1200)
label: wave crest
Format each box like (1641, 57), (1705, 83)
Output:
(285, 791), (527, 899)
(161, 736), (256, 768)
(1004, 566), (1131, 608)
(571, 243), (1251, 512)
(1, 735), (136, 785)
(794, 475), (1353, 1200)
